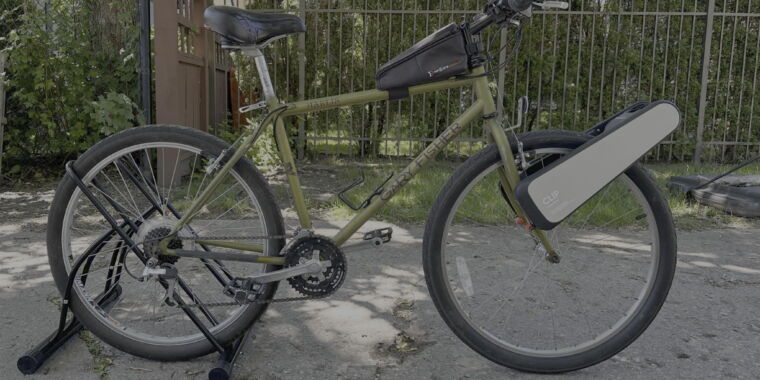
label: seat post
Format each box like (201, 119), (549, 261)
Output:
(242, 47), (277, 102)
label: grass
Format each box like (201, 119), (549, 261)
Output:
(301, 158), (760, 231)
(79, 331), (113, 380)
(6, 154), (760, 231)
(318, 159), (458, 223)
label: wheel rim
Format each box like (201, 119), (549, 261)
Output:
(440, 148), (660, 357)
(61, 142), (271, 346)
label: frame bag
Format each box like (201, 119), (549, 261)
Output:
(376, 23), (472, 98)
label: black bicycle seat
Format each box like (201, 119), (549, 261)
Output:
(204, 6), (305, 46)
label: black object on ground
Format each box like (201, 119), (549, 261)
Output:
(667, 174), (760, 217)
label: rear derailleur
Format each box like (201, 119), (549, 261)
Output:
(141, 257), (180, 306)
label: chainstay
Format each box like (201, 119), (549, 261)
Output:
(177, 234), (291, 241)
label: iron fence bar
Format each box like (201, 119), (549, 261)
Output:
(636, 5), (647, 101)
(645, 0), (670, 160)
(597, 11), (608, 124)
(251, 7), (760, 18)
(573, 6), (584, 130)
(709, 1), (728, 163)
(560, 13), (571, 128)
(746, 20), (760, 159)
(609, 12), (621, 120)
(706, 141), (760, 146)
(682, 4), (698, 161)
(731, 5), (751, 162)
(0, 53), (6, 182)
(303, 136), (487, 143)
(251, 9), (735, 17)
(548, 13), (559, 130)
(694, 0), (716, 163)
(297, 0), (306, 159)
(669, 1), (686, 162)
(720, 0), (740, 162)
(537, 14), (546, 129)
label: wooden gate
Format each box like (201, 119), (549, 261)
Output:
(154, 0), (231, 132)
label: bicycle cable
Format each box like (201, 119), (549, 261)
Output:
(465, 21), (524, 80)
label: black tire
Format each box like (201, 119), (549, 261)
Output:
(46, 125), (285, 361)
(422, 130), (677, 373)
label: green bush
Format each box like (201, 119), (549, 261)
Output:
(1, 0), (141, 164)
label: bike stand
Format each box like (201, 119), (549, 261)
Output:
(17, 285), (123, 375)
(17, 161), (256, 380)
(209, 325), (256, 380)
(18, 284), (253, 380)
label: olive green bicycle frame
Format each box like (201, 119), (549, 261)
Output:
(163, 65), (554, 264)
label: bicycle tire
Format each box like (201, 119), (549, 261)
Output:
(423, 130), (676, 373)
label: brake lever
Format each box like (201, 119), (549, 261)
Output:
(533, 1), (569, 10)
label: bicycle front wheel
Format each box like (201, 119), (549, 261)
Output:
(423, 130), (676, 373)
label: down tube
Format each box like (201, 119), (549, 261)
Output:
(332, 100), (485, 246)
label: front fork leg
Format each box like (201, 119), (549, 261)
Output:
(488, 123), (560, 263)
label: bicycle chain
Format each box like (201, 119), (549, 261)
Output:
(168, 233), (329, 308)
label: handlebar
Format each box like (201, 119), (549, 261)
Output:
(502, 0), (533, 13)
(469, 0), (568, 35)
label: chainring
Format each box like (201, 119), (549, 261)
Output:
(284, 236), (346, 297)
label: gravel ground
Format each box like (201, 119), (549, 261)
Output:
(1, 185), (760, 380)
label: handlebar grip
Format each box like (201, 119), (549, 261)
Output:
(506, 0), (533, 12)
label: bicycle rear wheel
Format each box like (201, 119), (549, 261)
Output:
(423, 130), (676, 373)
(46, 125), (285, 361)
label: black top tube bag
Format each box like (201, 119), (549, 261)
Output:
(375, 23), (479, 99)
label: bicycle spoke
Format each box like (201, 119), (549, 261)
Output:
(61, 139), (272, 345)
(439, 149), (663, 358)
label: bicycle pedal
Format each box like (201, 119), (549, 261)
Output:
(363, 227), (393, 247)
(223, 277), (257, 303)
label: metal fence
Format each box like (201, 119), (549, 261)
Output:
(0, 53), (6, 180)
(218, 0), (760, 163)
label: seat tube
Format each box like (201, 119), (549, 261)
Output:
(274, 116), (312, 229)
(246, 47), (313, 229)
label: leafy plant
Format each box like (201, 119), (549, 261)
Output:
(1, 0), (140, 165)
(90, 91), (143, 135)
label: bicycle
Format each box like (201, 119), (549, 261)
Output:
(45, 0), (678, 373)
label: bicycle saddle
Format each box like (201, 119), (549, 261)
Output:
(204, 6), (306, 46)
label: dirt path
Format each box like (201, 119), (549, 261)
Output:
(1, 186), (759, 380)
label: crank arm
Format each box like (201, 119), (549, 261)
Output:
(249, 258), (329, 285)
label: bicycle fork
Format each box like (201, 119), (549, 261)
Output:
(472, 74), (560, 262)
